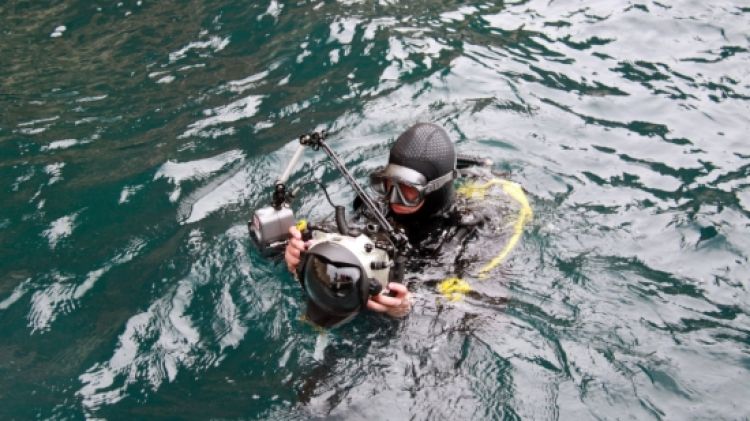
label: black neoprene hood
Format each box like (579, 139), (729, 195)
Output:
(388, 123), (456, 217)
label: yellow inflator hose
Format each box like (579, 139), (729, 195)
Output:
(438, 179), (532, 300)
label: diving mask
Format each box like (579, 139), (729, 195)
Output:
(370, 164), (457, 207)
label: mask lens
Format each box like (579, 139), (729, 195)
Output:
(398, 183), (421, 203)
(385, 180), (423, 207)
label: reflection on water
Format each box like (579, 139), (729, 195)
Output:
(0, 0), (748, 419)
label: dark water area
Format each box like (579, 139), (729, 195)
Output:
(1, 0), (749, 419)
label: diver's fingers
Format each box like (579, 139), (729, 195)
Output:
(285, 248), (299, 269)
(285, 227), (307, 274)
(285, 246), (300, 264)
(288, 237), (306, 253)
(371, 293), (402, 307)
(386, 283), (412, 317)
(288, 227), (312, 250)
(366, 299), (389, 313)
(287, 241), (302, 257)
(284, 249), (299, 272)
(386, 282), (409, 298)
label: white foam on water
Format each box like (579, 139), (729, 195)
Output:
(0, 278), (32, 311)
(153, 149), (244, 206)
(12, 168), (35, 191)
(258, 0), (282, 20)
(18, 127), (47, 135)
(738, 188), (750, 214)
(41, 139), (79, 151)
(27, 278), (75, 333)
(329, 49), (340, 64)
(440, 6), (479, 22)
(363, 17), (396, 41)
(255, 120), (274, 130)
(178, 63), (205, 72)
(226, 70), (269, 93)
(156, 75), (175, 84)
(76, 94), (107, 103)
(118, 184), (144, 204)
(328, 17), (361, 45)
(179, 95), (263, 138)
(148, 70), (169, 79)
(155, 150), (243, 184)
(18, 116), (59, 127)
(77, 232), (213, 412)
(50, 25), (66, 38)
(180, 167), (247, 223)
(44, 162), (65, 185)
(296, 39), (315, 64)
(169, 35), (229, 62)
(313, 332), (329, 361)
(42, 212), (77, 249)
(216, 282), (247, 351)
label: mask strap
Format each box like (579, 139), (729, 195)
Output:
(424, 169), (458, 194)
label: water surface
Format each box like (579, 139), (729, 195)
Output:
(1, 1), (749, 419)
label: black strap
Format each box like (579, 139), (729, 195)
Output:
(456, 154), (493, 169)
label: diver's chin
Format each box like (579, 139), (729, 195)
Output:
(390, 202), (424, 215)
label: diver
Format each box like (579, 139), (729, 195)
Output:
(284, 122), (521, 321)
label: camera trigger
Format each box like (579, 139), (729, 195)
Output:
(368, 279), (383, 296)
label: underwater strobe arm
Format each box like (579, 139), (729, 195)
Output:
(249, 142), (305, 254)
(249, 130), (409, 254)
(298, 130), (409, 250)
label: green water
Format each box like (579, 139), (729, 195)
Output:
(1, 1), (749, 419)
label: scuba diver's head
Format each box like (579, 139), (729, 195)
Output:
(371, 123), (457, 219)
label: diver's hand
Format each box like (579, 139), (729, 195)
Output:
(284, 226), (308, 274)
(367, 283), (412, 318)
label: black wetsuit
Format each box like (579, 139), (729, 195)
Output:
(351, 166), (523, 282)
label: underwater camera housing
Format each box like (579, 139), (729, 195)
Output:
(297, 228), (394, 326)
(249, 130), (409, 327)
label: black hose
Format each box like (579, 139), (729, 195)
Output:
(335, 206), (349, 235)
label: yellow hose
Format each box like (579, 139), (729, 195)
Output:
(439, 179), (532, 300)
(437, 277), (473, 301)
(477, 180), (533, 279)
